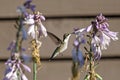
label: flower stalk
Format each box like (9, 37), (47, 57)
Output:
(89, 38), (95, 80)
(15, 17), (24, 53)
(20, 0), (47, 79)
(3, 14), (30, 80)
(31, 32), (41, 80)
(72, 14), (118, 80)
(33, 62), (37, 80)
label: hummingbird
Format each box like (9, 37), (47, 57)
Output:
(47, 31), (72, 60)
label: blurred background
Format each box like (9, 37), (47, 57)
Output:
(0, 0), (120, 80)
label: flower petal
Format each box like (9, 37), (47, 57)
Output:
(22, 74), (28, 80)
(24, 18), (34, 24)
(40, 15), (46, 21)
(27, 25), (36, 39)
(22, 26), (27, 40)
(21, 63), (31, 72)
(39, 23), (47, 37)
(86, 25), (92, 32)
(103, 30), (118, 41)
(72, 48), (84, 67)
(100, 32), (111, 50)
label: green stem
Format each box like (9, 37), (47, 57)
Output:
(89, 33), (95, 80)
(33, 62), (37, 80)
(89, 51), (93, 80)
(15, 17), (23, 53)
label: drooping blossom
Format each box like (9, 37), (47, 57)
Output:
(91, 36), (102, 60)
(86, 13), (118, 59)
(87, 13), (118, 49)
(72, 29), (85, 67)
(3, 53), (31, 80)
(72, 47), (84, 67)
(24, 12), (47, 39)
(19, 19), (28, 40)
(73, 14), (118, 60)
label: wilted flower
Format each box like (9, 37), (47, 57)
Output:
(3, 53), (31, 80)
(31, 39), (41, 65)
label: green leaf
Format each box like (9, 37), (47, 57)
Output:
(84, 74), (90, 80)
(95, 73), (103, 80)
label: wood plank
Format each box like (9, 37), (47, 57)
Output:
(0, 0), (120, 17)
(0, 19), (119, 58)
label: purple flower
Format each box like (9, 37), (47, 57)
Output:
(73, 14), (118, 60)
(93, 14), (118, 49)
(91, 36), (102, 60)
(22, 26), (27, 40)
(86, 14), (119, 59)
(3, 53), (31, 80)
(72, 36), (85, 67)
(72, 46), (84, 67)
(20, 19), (27, 40)
(24, 12), (47, 39)
(73, 27), (86, 44)
(24, 0), (36, 12)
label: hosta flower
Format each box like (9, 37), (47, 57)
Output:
(72, 47), (84, 67)
(73, 14), (118, 60)
(91, 36), (102, 60)
(24, 12), (47, 39)
(87, 14), (118, 49)
(19, 19), (28, 40)
(72, 37), (84, 67)
(24, 0), (36, 12)
(71, 28), (87, 67)
(86, 13), (118, 59)
(3, 53), (31, 80)
(73, 28), (86, 44)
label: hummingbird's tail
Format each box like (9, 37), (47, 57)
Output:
(49, 47), (60, 61)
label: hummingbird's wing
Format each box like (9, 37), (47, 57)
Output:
(47, 31), (62, 45)
(49, 46), (60, 60)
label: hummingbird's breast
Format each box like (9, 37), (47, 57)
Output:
(59, 43), (68, 53)
(59, 34), (71, 53)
